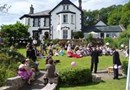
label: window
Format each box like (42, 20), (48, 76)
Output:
(33, 18), (40, 27)
(63, 5), (69, 10)
(67, 5), (69, 10)
(44, 18), (49, 27)
(63, 15), (68, 23)
(63, 30), (68, 39)
(58, 15), (60, 24)
(28, 18), (30, 26)
(106, 34), (110, 37)
(71, 15), (74, 24)
(63, 5), (65, 10)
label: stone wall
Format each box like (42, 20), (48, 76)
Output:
(92, 74), (101, 83)
(0, 76), (26, 90)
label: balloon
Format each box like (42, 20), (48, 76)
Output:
(71, 61), (77, 67)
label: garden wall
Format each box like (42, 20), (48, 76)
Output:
(0, 76), (25, 90)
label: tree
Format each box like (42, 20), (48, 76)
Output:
(107, 6), (122, 25)
(0, 22), (29, 41)
(119, 11), (130, 28)
(83, 10), (99, 26)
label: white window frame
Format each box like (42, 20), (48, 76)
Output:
(33, 18), (40, 27)
(63, 14), (68, 23)
(63, 30), (68, 39)
(71, 15), (74, 24)
(44, 18), (49, 27)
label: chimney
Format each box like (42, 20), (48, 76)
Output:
(78, 0), (82, 10)
(29, 4), (34, 14)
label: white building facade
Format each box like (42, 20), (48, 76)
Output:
(20, 0), (83, 40)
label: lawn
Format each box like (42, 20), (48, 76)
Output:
(17, 48), (127, 90)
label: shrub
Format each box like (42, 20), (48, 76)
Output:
(72, 31), (84, 39)
(0, 67), (8, 86)
(59, 67), (92, 86)
(0, 48), (25, 63)
(122, 60), (128, 75)
(0, 48), (25, 86)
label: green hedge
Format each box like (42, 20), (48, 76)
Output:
(122, 60), (128, 75)
(59, 67), (92, 86)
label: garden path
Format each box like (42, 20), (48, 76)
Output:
(94, 69), (125, 80)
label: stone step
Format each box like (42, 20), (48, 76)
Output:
(41, 83), (57, 90)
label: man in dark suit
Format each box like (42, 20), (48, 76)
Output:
(90, 47), (100, 73)
(112, 48), (121, 79)
(30, 45), (37, 62)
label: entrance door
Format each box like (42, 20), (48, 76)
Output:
(44, 32), (49, 39)
(100, 33), (104, 38)
(33, 31), (39, 40)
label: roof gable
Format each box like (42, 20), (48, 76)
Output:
(49, 0), (82, 14)
(95, 20), (106, 26)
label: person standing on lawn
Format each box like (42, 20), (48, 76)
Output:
(90, 47), (100, 73)
(112, 48), (122, 79)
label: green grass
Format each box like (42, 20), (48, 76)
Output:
(17, 48), (127, 90)
(57, 79), (126, 90)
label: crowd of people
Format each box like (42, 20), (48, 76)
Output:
(17, 41), (127, 85)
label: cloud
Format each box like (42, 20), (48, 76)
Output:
(0, 0), (129, 25)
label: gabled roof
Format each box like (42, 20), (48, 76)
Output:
(20, 10), (50, 19)
(95, 20), (106, 26)
(83, 20), (125, 33)
(49, 0), (82, 14)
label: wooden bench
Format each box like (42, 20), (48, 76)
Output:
(41, 77), (58, 90)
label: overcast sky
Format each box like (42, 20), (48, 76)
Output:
(0, 0), (129, 26)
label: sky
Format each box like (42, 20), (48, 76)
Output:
(0, 0), (129, 26)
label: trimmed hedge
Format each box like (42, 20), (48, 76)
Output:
(59, 67), (92, 86)
(122, 60), (128, 75)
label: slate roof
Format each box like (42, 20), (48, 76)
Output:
(83, 25), (124, 33)
(83, 20), (125, 33)
(20, 10), (50, 19)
